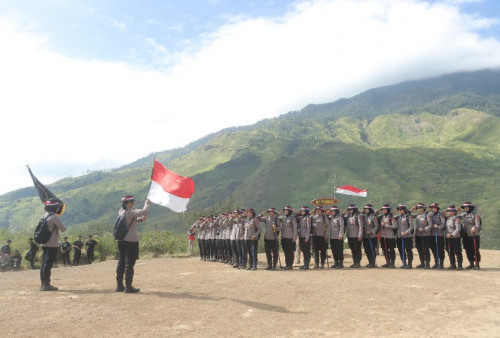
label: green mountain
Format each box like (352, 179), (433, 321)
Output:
(1, 69), (500, 248)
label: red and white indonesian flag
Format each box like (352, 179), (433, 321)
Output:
(335, 185), (367, 197)
(147, 160), (195, 213)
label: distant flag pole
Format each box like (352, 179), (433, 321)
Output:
(334, 185), (367, 198)
(26, 165), (66, 215)
(147, 159), (195, 213)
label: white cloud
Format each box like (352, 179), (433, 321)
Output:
(1, 0), (500, 194)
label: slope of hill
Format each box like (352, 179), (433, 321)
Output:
(1, 69), (500, 248)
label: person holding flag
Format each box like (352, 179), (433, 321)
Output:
(40, 198), (67, 291)
(27, 166), (67, 291)
(115, 195), (150, 293)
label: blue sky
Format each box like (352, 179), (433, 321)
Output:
(1, 0), (500, 194)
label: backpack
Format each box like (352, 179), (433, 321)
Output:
(113, 211), (130, 240)
(34, 213), (55, 244)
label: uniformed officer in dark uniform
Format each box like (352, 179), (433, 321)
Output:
(26, 238), (39, 269)
(60, 236), (71, 266)
(73, 235), (84, 266)
(85, 235), (98, 264)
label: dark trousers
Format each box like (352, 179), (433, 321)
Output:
(312, 236), (326, 266)
(299, 237), (311, 267)
(281, 238), (294, 268)
(87, 249), (95, 263)
(446, 237), (463, 266)
(27, 251), (36, 269)
(348, 237), (362, 264)
(431, 235), (445, 266)
(330, 239), (344, 263)
(415, 236), (431, 264)
(211, 239), (216, 259)
(238, 240), (246, 266)
(62, 252), (71, 266)
(396, 237), (414, 265)
(73, 250), (81, 266)
(463, 236), (481, 265)
(264, 239), (279, 268)
(231, 240), (239, 265)
(380, 237), (396, 265)
(40, 247), (58, 286)
(245, 240), (258, 268)
(363, 237), (377, 264)
(116, 241), (139, 287)
(225, 239), (231, 261)
(198, 239), (203, 259)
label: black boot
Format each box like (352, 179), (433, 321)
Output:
(416, 261), (425, 269)
(424, 261), (430, 269)
(124, 285), (140, 293)
(336, 262), (344, 269)
(115, 283), (125, 292)
(404, 260), (412, 269)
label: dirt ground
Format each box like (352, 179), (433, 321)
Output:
(1, 249), (499, 337)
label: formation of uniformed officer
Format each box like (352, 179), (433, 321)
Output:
(191, 201), (483, 271)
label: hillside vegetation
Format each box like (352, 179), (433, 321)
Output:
(1, 69), (499, 248)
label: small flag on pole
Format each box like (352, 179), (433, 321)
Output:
(27, 165), (66, 215)
(335, 185), (367, 197)
(147, 160), (195, 213)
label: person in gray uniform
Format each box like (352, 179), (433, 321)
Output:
(393, 204), (414, 269)
(235, 210), (246, 269)
(258, 208), (281, 270)
(410, 203), (432, 269)
(278, 206), (298, 270)
(328, 206), (345, 269)
(345, 204), (363, 268)
(360, 204), (379, 268)
(39, 198), (66, 291)
(445, 206), (463, 270)
(459, 202), (482, 270)
(243, 209), (260, 271)
(310, 206), (329, 269)
(427, 203), (446, 269)
(297, 206), (312, 270)
(377, 204), (397, 268)
(228, 210), (240, 268)
(115, 195), (149, 293)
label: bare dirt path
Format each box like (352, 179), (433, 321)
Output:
(1, 250), (499, 337)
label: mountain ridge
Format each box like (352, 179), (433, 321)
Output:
(1, 69), (500, 248)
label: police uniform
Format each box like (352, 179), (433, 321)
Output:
(297, 207), (312, 270)
(311, 208), (329, 268)
(27, 240), (39, 269)
(259, 209), (281, 270)
(229, 214), (240, 267)
(378, 206), (397, 268)
(345, 206), (363, 268)
(72, 239), (83, 266)
(279, 207), (298, 270)
(413, 204), (432, 269)
(243, 212), (260, 270)
(460, 202), (482, 269)
(445, 206), (463, 269)
(359, 206), (379, 268)
(393, 206), (414, 269)
(60, 239), (71, 266)
(427, 203), (446, 269)
(235, 212), (246, 269)
(328, 207), (345, 269)
(85, 238), (97, 263)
